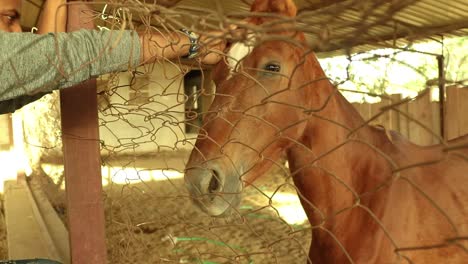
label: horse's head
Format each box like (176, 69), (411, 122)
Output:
(185, 0), (327, 216)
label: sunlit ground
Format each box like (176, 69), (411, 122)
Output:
(0, 110), (31, 193)
(269, 192), (308, 225)
(246, 191), (308, 226)
(0, 151), (18, 193)
(40, 163), (308, 225)
(40, 163), (185, 189)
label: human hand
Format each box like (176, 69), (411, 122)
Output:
(197, 30), (228, 65)
(196, 22), (254, 65)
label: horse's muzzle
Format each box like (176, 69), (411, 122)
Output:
(185, 164), (242, 217)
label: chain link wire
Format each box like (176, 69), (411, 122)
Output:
(16, 0), (468, 263)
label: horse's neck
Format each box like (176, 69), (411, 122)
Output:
(287, 81), (396, 260)
(305, 80), (380, 155)
(289, 79), (394, 217)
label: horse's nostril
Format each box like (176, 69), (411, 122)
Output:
(208, 170), (221, 193)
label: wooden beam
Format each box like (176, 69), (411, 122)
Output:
(297, 0), (350, 13)
(60, 2), (107, 264)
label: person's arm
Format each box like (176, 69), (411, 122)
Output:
(139, 30), (226, 65)
(0, 30), (140, 104)
(36, 0), (67, 33)
(0, 28), (225, 114)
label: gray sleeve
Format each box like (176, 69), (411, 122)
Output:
(0, 29), (141, 113)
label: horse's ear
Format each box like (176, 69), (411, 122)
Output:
(250, 0), (297, 17)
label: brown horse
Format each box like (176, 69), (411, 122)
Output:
(184, 0), (468, 263)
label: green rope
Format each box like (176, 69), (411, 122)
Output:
(175, 237), (254, 264)
(176, 237), (242, 250)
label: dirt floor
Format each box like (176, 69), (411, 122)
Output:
(1, 152), (311, 263)
(103, 175), (311, 263)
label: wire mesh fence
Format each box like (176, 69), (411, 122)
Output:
(12, 0), (468, 263)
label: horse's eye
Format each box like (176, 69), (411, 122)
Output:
(264, 63), (281, 72)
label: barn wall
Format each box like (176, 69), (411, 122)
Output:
(98, 63), (194, 155)
(19, 62), (198, 167)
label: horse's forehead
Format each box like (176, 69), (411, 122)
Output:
(227, 41), (294, 66)
(223, 39), (303, 86)
(226, 40), (291, 75)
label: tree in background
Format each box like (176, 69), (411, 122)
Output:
(320, 36), (468, 102)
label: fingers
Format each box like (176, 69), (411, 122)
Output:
(191, 21), (252, 65)
(197, 31), (228, 64)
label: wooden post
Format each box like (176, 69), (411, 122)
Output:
(431, 100), (441, 144)
(458, 87), (468, 137)
(445, 86), (458, 140)
(387, 94), (400, 132)
(408, 91), (433, 145)
(445, 86), (468, 140)
(0, 114), (13, 150)
(397, 96), (409, 139)
(60, 3), (107, 263)
(437, 55), (446, 140)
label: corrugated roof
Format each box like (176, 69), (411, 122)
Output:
(172, 0), (468, 57)
(293, 0), (468, 56)
(21, 0), (468, 57)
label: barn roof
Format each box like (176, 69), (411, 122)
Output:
(20, 0), (468, 57)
